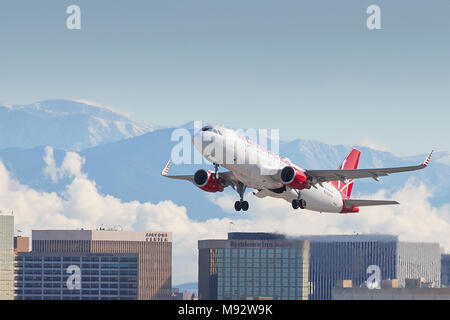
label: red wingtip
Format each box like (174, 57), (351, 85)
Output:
(161, 160), (172, 176)
(423, 150), (434, 167)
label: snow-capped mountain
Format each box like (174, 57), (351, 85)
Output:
(0, 99), (157, 151)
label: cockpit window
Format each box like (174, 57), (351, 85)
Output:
(201, 125), (222, 135)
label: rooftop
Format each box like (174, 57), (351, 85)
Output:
(32, 230), (172, 242)
(226, 232), (398, 243)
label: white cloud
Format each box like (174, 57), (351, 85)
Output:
(43, 146), (85, 183)
(358, 138), (391, 152)
(0, 153), (234, 283)
(1, 149), (449, 284)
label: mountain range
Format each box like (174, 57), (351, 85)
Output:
(0, 99), (157, 151)
(0, 100), (448, 221)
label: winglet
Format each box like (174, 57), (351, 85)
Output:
(423, 150), (434, 167)
(161, 160), (172, 176)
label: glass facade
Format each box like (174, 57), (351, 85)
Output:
(441, 254), (450, 287)
(0, 215), (14, 300)
(198, 234), (309, 300)
(30, 230), (172, 300)
(302, 235), (441, 300)
(216, 247), (308, 300)
(307, 237), (397, 300)
(15, 253), (139, 300)
(200, 233), (441, 301)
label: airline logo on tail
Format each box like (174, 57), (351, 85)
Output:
(331, 149), (361, 198)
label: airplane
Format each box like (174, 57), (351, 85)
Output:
(162, 125), (433, 213)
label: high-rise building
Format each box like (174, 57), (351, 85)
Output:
(199, 233), (441, 300)
(0, 214), (14, 300)
(297, 234), (441, 300)
(198, 232), (310, 300)
(14, 236), (30, 253)
(441, 254), (450, 287)
(15, 229), (172, 300)
(15, 252), (139, 300)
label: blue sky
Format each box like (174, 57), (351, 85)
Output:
(0, 0), (449, 156)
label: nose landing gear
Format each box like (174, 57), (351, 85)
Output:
(213, 163), (220, 179)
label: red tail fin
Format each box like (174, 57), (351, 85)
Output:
(331, 149), (361, 198)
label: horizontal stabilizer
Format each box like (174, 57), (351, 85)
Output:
(344, 199), (399, 207)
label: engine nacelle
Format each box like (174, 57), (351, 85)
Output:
(193, 169), (223, 193)
(280, 166), (309, 190)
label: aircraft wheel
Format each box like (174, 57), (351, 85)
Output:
(234, 201), (242, 211)
(299, 199), (306, 209)
(292, 200), (299, 209)
(241, 201), (249, 211)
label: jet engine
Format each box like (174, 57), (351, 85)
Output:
(193, 169), (224, 192)
(280, 166), (310, 189)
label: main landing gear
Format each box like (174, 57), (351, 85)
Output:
(292, 199), (306, 209)
(292, 191), (306, 210)
(234, 200), (249, 211)
(234, 181), (249, 212)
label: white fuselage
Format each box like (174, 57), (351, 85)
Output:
(193, 127), (344, 213)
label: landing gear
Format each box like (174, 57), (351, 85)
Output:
(234, 200), (249, 211)
(292, 199), (306, 210)
(213, 163), (219, 179)
(292, 190), (306, 210)
(234, 182), (249, 212)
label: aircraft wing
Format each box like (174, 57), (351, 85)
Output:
(305, 150), (433, 184)
(161, 160), (236, 188)
(344, 199), (399, 207)
(161, 160), (194, 182)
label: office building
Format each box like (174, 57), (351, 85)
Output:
(298, 234), (441, 300)
(15, 252), (139, 300)
(198, 232), (310, 300)
(15, 229), (172, 300)
(0, 214), (14, 300)
(441, 254), (450, 287)
(14, 236), (30, 253)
